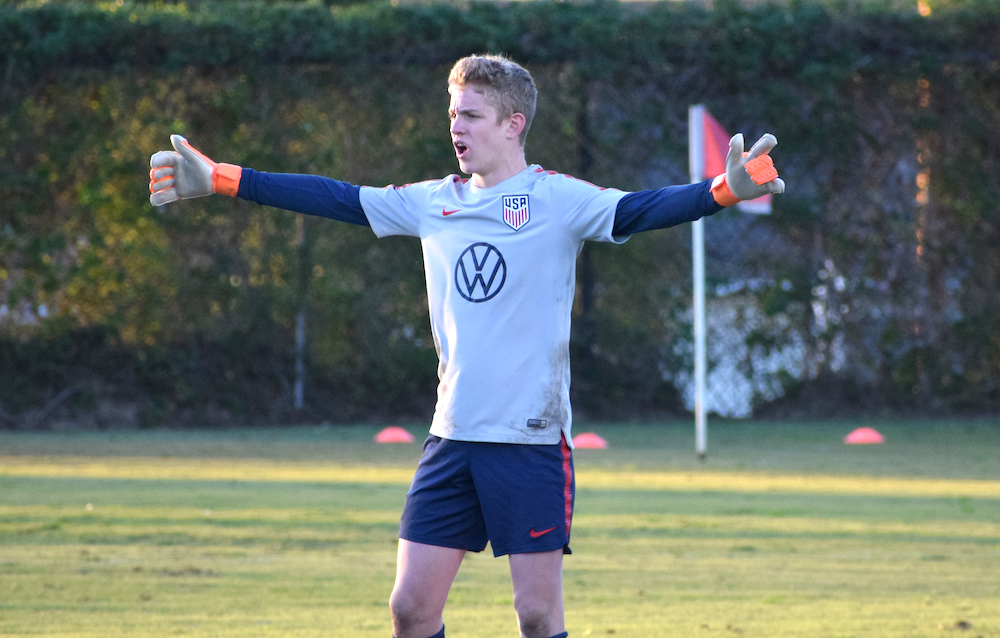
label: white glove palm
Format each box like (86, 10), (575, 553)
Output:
(149, 135), (216, 206)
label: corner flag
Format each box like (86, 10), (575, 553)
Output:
(687, 105), (776, 458)
(689, 105), (772, 214)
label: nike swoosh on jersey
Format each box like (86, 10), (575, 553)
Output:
(529, 526), (557, 538)
(442, 208), (461, 216)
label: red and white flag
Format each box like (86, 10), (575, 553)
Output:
(688, 105), (771, 214)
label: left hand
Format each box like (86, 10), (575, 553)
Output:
(711, 133), (785, 206)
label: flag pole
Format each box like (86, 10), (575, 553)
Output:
(688, 105), (708, 461)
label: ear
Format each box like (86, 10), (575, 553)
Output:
(505, 112), (527, 141)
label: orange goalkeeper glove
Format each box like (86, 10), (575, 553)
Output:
(710, 133), (786, 207)
(149, 135), (242, 206)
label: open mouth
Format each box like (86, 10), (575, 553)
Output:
(454, 141), (469, 158)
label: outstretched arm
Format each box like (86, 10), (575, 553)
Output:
(149, 135), (369, 227)
(237, 170), (368, 226)
(613, 133), (784, 235)
(613, 180), (721, 235)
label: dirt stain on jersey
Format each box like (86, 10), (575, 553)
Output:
(535, 341), (572, 429)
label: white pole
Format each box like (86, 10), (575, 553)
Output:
(294, 311), (305, 410)
(689, 106), (708, 461)
(294, 215), (306, 411)
(692, 219), (707, 461)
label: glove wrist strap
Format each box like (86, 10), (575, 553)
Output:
(710, 174), (740, 207)
(213, 164), (242, 197)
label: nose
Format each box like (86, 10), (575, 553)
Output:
(450, 117), (463, 136)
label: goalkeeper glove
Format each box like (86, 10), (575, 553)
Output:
(710, 133), (785, 207)
(149, 135), (242, 207)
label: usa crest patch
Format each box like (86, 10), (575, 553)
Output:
(502, 195), (530, 231)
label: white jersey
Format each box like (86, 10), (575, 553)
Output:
(359, 165), (628, 445)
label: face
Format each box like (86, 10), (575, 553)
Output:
(448, 84), (522, 187)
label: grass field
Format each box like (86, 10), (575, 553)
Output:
(1, 419), (999, 637)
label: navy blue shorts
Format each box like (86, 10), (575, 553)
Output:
(399, 435), (575, 557)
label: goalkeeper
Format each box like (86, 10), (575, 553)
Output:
(149, 54), (783, 638)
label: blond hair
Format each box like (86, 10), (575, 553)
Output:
(448, 54), (537, 147)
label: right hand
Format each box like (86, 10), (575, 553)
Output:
(149, 135), (216, 206)
(149, 135), (241, 206)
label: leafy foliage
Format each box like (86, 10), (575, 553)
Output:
(1, 0), (999, 426)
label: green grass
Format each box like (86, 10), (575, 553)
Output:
(1, 419), (999, 637)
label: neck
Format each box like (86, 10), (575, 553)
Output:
(472, 154), (528, 189)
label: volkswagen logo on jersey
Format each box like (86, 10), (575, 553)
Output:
(455, 242), (506, 303)
(502, 195), (530, 231)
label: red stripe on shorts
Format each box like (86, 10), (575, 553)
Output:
(561, 435), (573, 536)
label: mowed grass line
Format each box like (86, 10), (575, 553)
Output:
(5, 455), (1000, 497)
(0, 456), (418, 486)
(2, 422), (999, 637)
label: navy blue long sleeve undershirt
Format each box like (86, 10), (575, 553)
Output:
(613, 181), (723, 235)
(237, 169), (368, 226)
(236, 168), (723, 234)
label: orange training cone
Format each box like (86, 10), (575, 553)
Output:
(375, 426), (415, 443)
(843, 427), (884, 444)
(573, 432), (608, 449)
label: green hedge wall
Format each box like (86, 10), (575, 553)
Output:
(2, 0), (999, 427)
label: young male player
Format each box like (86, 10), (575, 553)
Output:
(149, 54), (784, 638)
